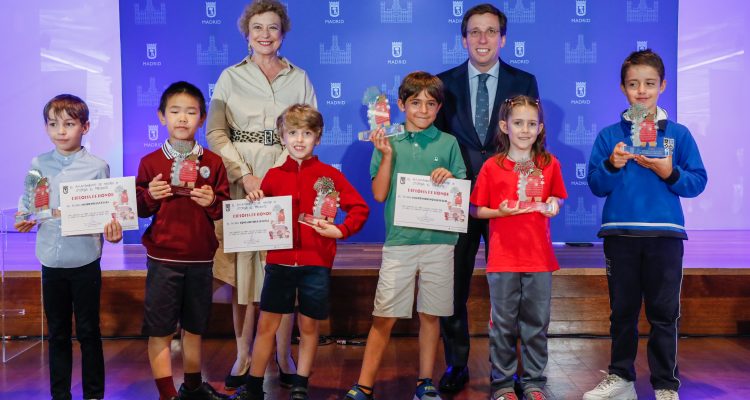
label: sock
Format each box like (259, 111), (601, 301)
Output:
(155, 376), (178, 400)
(292, 374), (309, 388)
(183, 372), (202, 391)
(356, 384), (374, 396)
(246, 375), (264, 395)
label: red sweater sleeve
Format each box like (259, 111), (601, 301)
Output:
(334, 171), (369, 240)
(136, 155), (162, 218)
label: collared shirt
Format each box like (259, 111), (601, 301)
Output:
(468, 60), (500, 127)
(622, 105), (668, 124)
(370, 125), (467, 246)
(18, 147), (109, 268)
(162, 140), (204, 159)
(206, 56), (317, 183)
(261, 156), (369, 268)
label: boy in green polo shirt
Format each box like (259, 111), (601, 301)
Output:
(345, 71), (466, 400)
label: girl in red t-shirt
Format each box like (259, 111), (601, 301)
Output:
(469, 95), (567, 399)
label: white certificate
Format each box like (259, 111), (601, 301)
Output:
(60, 177), (139, 236)
(393, 173), (471, 233)
(223, 196), (293, 253)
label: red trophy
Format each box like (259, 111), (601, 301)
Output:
(298, 176), (339, 228)
(623, 103), (669, 158)
(17, 169), (53, 222)
(358, 86), (405, 141)
(507, 159), (552, 213)
(169, 140), (201, 196)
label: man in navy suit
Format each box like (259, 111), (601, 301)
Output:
(434, 3), (539, 394)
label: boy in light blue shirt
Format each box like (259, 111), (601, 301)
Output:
(15, 94), (122, 400)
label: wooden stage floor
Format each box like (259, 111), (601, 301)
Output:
(2, 230), (750, 338)
(1, 337), (749, 400)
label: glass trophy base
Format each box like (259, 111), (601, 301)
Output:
(15, 209), (54, 223)
(507, 200), (552, 212)
(298, 213), (334, 227)
(358, 124), (405, 141)
(14, 213), (31, 224)
(170, 185), (194, 196)
(623, 145), (670, 158)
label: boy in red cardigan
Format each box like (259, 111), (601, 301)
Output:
(237, 104), (369, 400)
(136, 81), (230, 400)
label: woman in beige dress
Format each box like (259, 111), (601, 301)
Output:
(207, 0), (316, 389)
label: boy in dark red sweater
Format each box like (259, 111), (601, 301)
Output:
(136, 81), (230, 400)
(236, 104), (369, 400)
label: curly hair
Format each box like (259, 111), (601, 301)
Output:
(237, 0), (290, 39)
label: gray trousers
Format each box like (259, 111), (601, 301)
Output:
(487, 272), (552, 391)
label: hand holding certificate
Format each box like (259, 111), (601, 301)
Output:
(59, 177), (139, 236)
(393, 173), (471, 233)
(223, 196), (293, 253)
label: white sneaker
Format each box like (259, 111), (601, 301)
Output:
(655, 389), (679, 400)
(582, 373), (637, 400)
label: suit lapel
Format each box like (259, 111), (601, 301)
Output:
(487, 60), (511, 147)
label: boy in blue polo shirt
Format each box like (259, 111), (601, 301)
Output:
(345, 71), (466, 400)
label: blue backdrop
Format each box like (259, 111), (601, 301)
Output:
(120, 0), (677, 244)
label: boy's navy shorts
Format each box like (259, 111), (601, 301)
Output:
(260, 264), (331, 320)
(142, 258), (213, 337)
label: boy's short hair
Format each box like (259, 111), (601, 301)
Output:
(276, 104), (324, 137)
(43, 94), (89, 124)
(238, 0), (291, 39)
(621, 49), (665, 85)
(461, 3), (508, 37)
(398, 71), (444, 105)
(158, 81), (207, 117)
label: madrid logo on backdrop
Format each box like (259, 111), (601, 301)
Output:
(326, 1), (344, 24)
(571, 162), (589, 186)
(388, 41), (407, 64)
(146, 43), (157, 59)
(143, 43), (162, 67)
(510, 41), (529, 65)
(202, 1), (221, 24)
(448, 1), (463, 23)
(572, 0), (591, 23)
(576, 82), (586, 98)
(327, 82), (345, 106)
(571, 82), (590, 105)
(145, 124), (161, 148)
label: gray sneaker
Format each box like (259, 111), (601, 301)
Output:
(582, 373), (637, 400)
(654, 389), (679, 400)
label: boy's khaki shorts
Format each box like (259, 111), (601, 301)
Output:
(372, 244), (454, 318)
